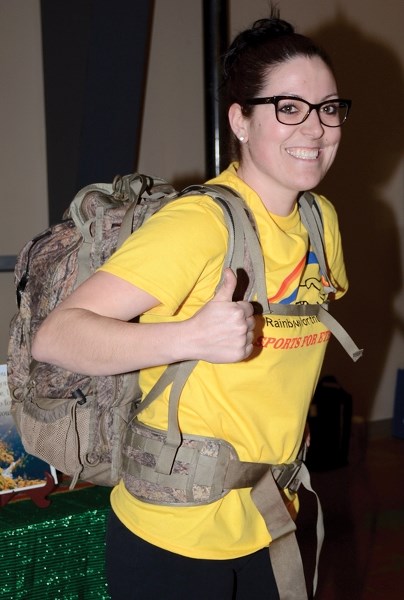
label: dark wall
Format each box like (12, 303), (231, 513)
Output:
(41, 0), (153, 224)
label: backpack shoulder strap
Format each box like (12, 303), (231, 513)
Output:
(298, 192), (336, 295)
(180, 183), (269, 311)
(180, 184), (362, 363)
(131, 181), (362, 477)
(133, 182), (269, 474)
(183, 186), (336, 301)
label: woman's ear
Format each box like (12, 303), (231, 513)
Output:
(228, 103), (248, 142)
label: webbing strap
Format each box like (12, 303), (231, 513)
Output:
(71, 210), (101, 288)
(252, 468), (306, 599)
(297, 463), (324, 595)
(116, 202), (138, 250)
(150, 184), (270, 475)
(266, 302), (363, 362)
(298, 194), (336, 295)
(131, 362), (181, 419)
(155, 360), (198, 474)
(251, 462), (324, 599)
(116, 188), (178, 250)
(223, 453), (305, 492)
(68, 400), (84, 490)
(68, 183), (113, 288)
(315, 304), (363, 362)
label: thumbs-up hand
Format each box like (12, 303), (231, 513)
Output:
(184, 269), (255, 363)
(212, 267), (238, 303)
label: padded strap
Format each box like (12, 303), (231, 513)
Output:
(182, 184), (269, 309)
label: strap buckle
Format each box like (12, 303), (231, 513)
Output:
(271, 460), (303, 493)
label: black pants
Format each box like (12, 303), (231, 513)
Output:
(106, 510), (280, 599)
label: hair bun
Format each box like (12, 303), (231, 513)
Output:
(223, 15), (295, 80)
(251, 17), (295, 38)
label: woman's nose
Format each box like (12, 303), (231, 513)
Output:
(301, 109), (325, 136)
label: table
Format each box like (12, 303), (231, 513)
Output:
(0, 485), (111, 599)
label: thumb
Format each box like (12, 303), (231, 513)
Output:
(213, 268), (237, 302)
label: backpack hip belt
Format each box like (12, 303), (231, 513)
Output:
(122, 420), (323, 600)
(122, 420), (305, 506)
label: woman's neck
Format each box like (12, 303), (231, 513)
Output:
(236, 164), (298, 216)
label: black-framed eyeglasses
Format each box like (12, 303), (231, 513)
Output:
(245, 96), (352, 127)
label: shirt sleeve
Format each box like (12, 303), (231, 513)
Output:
(98, 195), (229, 315)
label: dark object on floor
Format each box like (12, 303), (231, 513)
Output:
(306, 375), (352, 471)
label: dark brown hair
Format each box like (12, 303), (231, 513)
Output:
(223, 12), (335, 118)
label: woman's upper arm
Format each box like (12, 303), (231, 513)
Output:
(53, 270), (160, 321)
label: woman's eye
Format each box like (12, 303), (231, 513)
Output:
(322, 103), (338, 115)
(279, 103), (299, 114)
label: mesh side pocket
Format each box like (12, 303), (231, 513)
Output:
(19, 397), (92, 476)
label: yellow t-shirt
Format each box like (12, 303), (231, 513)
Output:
(99, 163), (348, 559)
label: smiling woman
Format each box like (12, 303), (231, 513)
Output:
(228, 53), (345, 215)
(31, 6), (358, 600)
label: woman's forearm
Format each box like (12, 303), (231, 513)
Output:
(31, 269), (255, 375)
(32, 308), (190, 376)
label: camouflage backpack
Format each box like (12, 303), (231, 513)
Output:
(6, 174), (264, 488)
(7, 173), (362, 490)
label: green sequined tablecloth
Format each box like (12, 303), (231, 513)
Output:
(0, 485), (111, 599)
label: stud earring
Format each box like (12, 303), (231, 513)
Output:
(239, 135), (245, 142)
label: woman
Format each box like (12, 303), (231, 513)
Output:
(32, 11), (353, 600)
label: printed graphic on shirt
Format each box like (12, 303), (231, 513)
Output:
(269, 251), (327, 305)
(254, 250), (330, 352)
(253, 319), (331, 351)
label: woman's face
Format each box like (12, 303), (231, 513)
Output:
(231, 55), (342, 212)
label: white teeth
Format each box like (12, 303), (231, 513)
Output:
(286, 148), (319, 159)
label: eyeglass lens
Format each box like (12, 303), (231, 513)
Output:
(276, 98), (348, 126)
